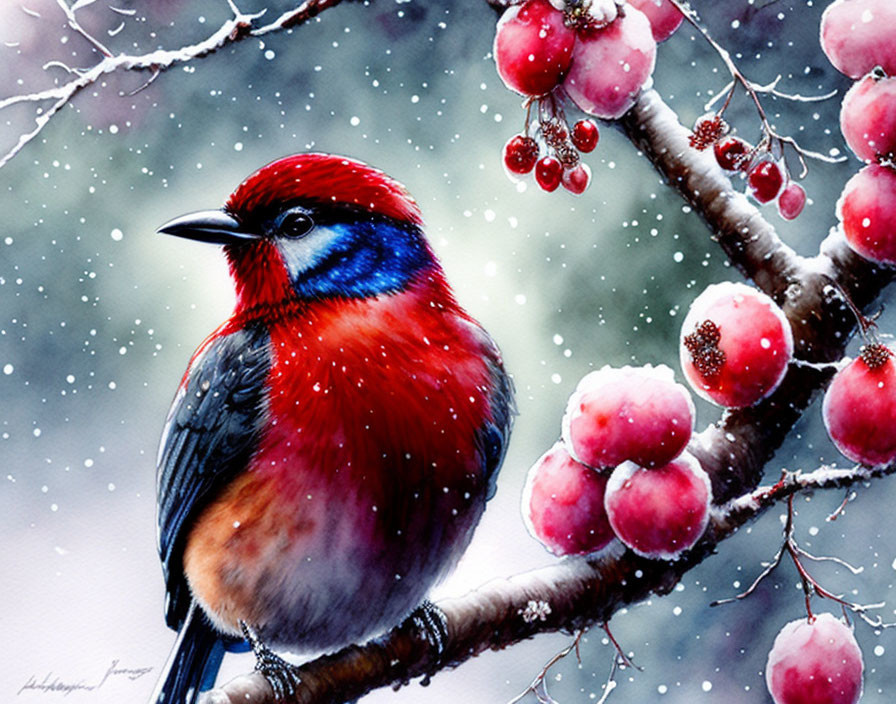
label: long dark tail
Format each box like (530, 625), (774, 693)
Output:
(149, 601), (225, 704)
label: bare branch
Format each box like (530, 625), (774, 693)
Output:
(0, 0), (346, 170)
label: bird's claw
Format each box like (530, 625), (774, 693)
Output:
(239, 620), (302, 701)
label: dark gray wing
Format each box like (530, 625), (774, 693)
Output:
(156, 323), (271, 629)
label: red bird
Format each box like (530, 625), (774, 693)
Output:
(149, 154), (514, 703)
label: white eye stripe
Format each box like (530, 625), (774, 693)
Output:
(276, 224), (342, 279)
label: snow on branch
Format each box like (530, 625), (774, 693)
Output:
(0, 0), (346, 170)
(200, 458), (894, 704)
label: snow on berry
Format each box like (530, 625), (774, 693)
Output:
(777, 182), (807, 221)
(522, 442), (616, 556)
(747, 160), (785, 204)
(766, 613), (863, 704)
(680, 282), (794, 408)
(627, 0), (685, 43)
(689, 113), (727, 151)
(820, 0), (896, 79)
(603, 452), (711, 560)
(562, 364), (695, 470)
(562, 6), (657, 119)
(561, 163), (591, 195)
(839, 73), (896, 164)
(493, 0), (577, 97)
(714, 135), (752, 172)
(822, 343), (896, 466)
(837, 163), (896, 264)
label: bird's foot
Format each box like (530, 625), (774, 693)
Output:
(408, 600), (449, 662)
(239, 621), (301, 702)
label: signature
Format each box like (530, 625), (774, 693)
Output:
(18, 659), (153, 697)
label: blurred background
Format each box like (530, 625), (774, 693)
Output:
(2, 0), (895, 701)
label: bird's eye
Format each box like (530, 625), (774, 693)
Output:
(278, 210), (315, 239)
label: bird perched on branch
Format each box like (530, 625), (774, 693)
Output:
(148, 153), (515, 703)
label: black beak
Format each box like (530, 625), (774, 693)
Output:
(157, 210), (262, 245)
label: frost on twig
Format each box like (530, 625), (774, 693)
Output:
(0, 0), (345, 170)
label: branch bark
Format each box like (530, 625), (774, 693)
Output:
(201, 87), (896, 703)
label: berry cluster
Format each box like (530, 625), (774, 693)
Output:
(690, 113), (808, 220)
(494, 0), (683, 194)
(822, 0), (896, 264)
(523, 364), (712, 561)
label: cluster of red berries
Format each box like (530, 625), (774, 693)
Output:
(689, 114), (808, 221)
(523, 364), (710, 560)
(523, 280), (799, 562)
(494, 0), (683, 194)
(822, 0), (896, 265)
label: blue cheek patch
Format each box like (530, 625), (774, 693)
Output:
(290, 220), (432, 300)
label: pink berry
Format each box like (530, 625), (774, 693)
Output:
(748, 160), (785, 204)
(562, 8), (657, 120)
(627, 0), (684, 42)
(714, 136), (752, 172)
(493, 0), (576, 97)
(766, 613), (863, 704)
(562, 364), (695, 470)
(535, 155), (563, 191)
(822, 343), (896, 466)
(604, 452), (711, 560)
(503, 134), (540, 175)
(820, 0), (896, 79)
(680, 282), (794, 408)
(571, 119), (600, 152)
(837, 163), (896, 264)
(840, 73), (896, 163)
(777, 182), (807, 221)
(522, 442), (615, 556)
(561, 163), (592, 195)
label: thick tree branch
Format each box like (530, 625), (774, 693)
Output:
(202, 86), (896, 703)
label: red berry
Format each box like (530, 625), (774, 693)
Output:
(562, 364), (695, 470)
(535, 155), (563, 191)
(748, 160), (785, 203)
(561, 163), (592, 195)
(627, 0), (684, 43)
(493, 0), (576, 97)
(714, 136), (751, 172)
(840, 74), (896, 163)
(821, 0), (896, 79)
(562, 8), (657, 120)
(766, 613), (863, 704)
(777, 182), (807, 221)
(522, 442), (615, 556)
(604, 452), (711, 560)
(503, 134), (540, 175)
(822, 343), (896, 466)
(837, 163), (896, 264)
(570, 119), (600, 153)
(680, 282), (794, 408)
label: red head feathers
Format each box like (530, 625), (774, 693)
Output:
(226, 153), (424, 226)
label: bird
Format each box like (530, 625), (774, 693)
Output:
(148, 153), (515, 703)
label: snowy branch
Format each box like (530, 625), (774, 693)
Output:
(200, 86), (896, 703)
(0, 0), (346, 170)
